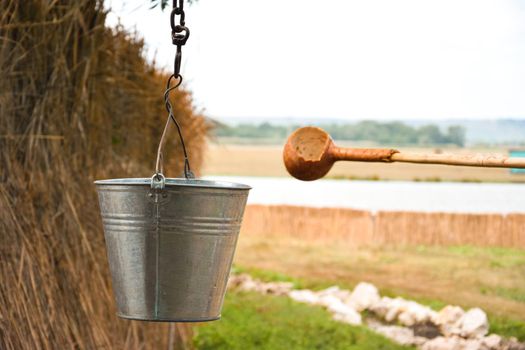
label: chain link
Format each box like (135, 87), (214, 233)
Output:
(170, 0), (190, 77)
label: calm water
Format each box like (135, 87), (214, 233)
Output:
(205, 176), (525, 214)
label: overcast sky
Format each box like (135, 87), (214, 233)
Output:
(107, 0), (525, 121)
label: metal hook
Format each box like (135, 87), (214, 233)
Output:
(154, 74), (194, 180)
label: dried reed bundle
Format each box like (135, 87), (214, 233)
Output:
(0, 1), (209, 348)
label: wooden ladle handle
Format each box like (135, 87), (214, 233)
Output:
(330, 146), (398, 162)
(390, 152), (525, 168)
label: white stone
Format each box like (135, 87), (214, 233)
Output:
(369, 296), (393, 319)
(244, 281), (261, 291)
(421, 336), (465, 350)
(347, 282), (381, 312)
(227, 274), (250, 288)
(309, 288), (363, 325)
(317, 286), (341, 295)
(481, 334), (502, 349)
(317, 286), (352, 301)
(325, 297), (354, 315)
(397, 301), (437, 327)
(317, 294), (340, 307)
(228, 274), (293, 295)
(462, 339), (487, 350)
(288, 290), (319, 305)
(230, 274), (259, 292)
(434, 305), (465, 337)
(332, 308), (363, 326)
(504, 338), (525, 350)
(462, 339), (489, 350)
(459, 308), (489, 338)
(398, 311), (417, 327)
(259, 281), (294, 295)
(368, 323), (427, 346)
(434, 305), (465, 325)
(384, 297), (408, 323)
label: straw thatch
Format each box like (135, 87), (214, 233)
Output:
(0, 0), (209, 348)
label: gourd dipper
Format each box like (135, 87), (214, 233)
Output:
(283, 126), (525, 181)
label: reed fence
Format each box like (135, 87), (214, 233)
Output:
(241, 205), (525, 248)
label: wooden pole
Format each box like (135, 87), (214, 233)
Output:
(389, 152), (525, 168)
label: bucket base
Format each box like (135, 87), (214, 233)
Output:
(116, 313), (221, 323)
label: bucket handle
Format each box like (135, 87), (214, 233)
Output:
(153, 74), (194, 188)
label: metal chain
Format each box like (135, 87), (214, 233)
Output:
(153, 0), (193, 184)
(170, 0), (190, 77)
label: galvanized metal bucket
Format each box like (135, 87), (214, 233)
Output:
(95, 175), (250, 322)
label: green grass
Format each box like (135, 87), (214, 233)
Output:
(443, 245), (525, 264)
(480, 286), (525, 303)
(490, 315), (525, 341)
(194, 291), (413, 350)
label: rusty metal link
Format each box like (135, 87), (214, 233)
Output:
(170, 0), (190, 77)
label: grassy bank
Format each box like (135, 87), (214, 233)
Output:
(194, 291), (412, 349)
(233, 234), (525, 340)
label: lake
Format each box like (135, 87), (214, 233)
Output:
(206, 176), (525, 214)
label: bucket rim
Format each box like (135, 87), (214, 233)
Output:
(94, 177), (251, 190)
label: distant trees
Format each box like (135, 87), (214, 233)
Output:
(214, 121), (466, 147)
(215, 122), (293, 140)
(326, 121), (465, 146)
(445, 126), (466, 147)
